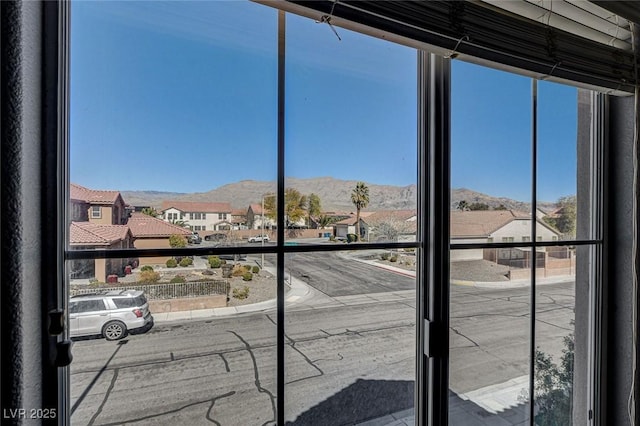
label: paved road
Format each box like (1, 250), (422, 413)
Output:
(69, 254), (575, 425)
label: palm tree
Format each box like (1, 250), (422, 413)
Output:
(141, 207), (159, 217)
(351, 181), (370, 241)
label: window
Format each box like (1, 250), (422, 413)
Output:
(63, 2), (604, 426)
(90, 206), (101, 218)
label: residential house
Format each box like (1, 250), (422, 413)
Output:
(450, 210), (562, 262)
(70, 183), (128, 225)
(247, 203), (276, 230)
(231, 209), (248, 230)
(69, 222), (134, 282)
(127, 212), (193, 266)
(161, 201), (233, 231)
(333, 212), (376, 239)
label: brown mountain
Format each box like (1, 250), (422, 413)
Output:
(121, 177), (554, 213)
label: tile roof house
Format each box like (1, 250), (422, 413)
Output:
(127, 212), (192, 266)
(68, 222), (134, 282)
(450, 210), (562, 261)
(247, 203), (276, 230)
(231, 208), (248, 230)
(70, 183), (128, 225)
(161, 200), (233, 232)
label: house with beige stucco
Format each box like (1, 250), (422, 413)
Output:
(161, 201), (233, 231)
(69, 222), (134, 282)
(70, 183), (128, 225)
(127, 212), (192, 266)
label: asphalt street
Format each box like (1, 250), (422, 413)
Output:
(69, 254), (575, 426)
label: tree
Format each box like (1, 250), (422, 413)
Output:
(317, 214), (336, 229)
(543, 195), (577, 238)
(263, 188), (308, 227)
(351, 182), (370, 241)
(494, 204), (508, 210)
(457, 200), (469, 211)
(308, 193), (322, 227)
(141, 207), (159, 217)
(533, 331), (574, 425)
(169, 234), (187, 248)
(169, 219), (190, 228)
(468, 202), (490, 211)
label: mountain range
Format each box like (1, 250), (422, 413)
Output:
(120, 177), (556, 213)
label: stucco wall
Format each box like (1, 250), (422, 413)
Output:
(134, 238), (173, 265)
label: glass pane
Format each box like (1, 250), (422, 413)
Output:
(68, 253), (277, 425)
(70, 1), (278, 251)
(284, 13), (417, 243)
(534, 245), (581, 425)
(537, 81), (592, 242)
(451, 62), (532, 245)
(69, 2), (278, 424)
(284, 250), (416, 424)
(449, 248), (531, 424)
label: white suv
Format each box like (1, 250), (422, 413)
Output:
(69, 290), (154, 340)
(248, 235), (269, 243)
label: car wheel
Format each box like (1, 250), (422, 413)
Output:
(103, 320), (127, 341)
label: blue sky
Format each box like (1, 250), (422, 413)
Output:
(71, 1), (577, 202)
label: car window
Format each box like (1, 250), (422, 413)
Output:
(112, 298), (136, 309)
(76, 300), (106, 313)
(134, 295), (147, 305)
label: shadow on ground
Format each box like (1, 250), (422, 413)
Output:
(286, 379), (414, 425)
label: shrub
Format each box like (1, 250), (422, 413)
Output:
(231, 264), (246, 277)
(166, 258), (178, 268)
(329, 235), (336, 242)
(346, 233), (358, 243)
(242, 271), (253, 281)
(202, 269), (214, 276)
(252, 266), (260, 274)
(232, 286), (250, 300)
(220, 259), (227, 265)
(140, 265), (154, 272)
(381, 252), (391, 261)
(169, 234), (187, 248)
(170, 275), (186, 283)
(390, 254), (398, 263)
(243, 264), (252, 271)
(209, 257), (222, 268)
(208, 255), (219, 263)
(179, 257), (192, 267)
(139, 270), (160, 283)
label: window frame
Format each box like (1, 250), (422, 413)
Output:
(58, 5), (606, 426)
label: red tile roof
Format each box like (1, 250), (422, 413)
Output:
(70, 222), (131, 246)
(450, 210), (531, 238)
(161, 201), (232, 213)
(127, 212), (192, 237)
(249, 203), (264, 215)
(70, 183), (122, 205)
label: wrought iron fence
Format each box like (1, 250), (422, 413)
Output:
(70, 280), (230, 300)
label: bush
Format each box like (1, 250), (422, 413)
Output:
(346, 233), (358, 243)
(208, 255), (219, 263)
(202, 269), (214, 276)
(220, 259), (227, 265)
(243, 264), (252, 271)
(329, 235), (336, 242)
(390, 254), (398, 262)
(232, 286), (250, 300)
(209, 257), (222, 268)
(138, 270), (160, 283)
(179, 257), (192, 267)
(381, 252), (391, 261)
(140, 265), (154, 272)
(252, 266), (260, 274)
(170, 275), (186, 283)
(242, 271), (253, 281)
(169, 234), (187, 248)
(231, 264), (247, 277)
(166, 258), (178, 268)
